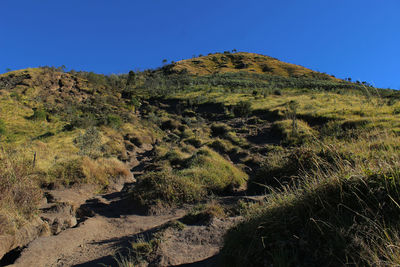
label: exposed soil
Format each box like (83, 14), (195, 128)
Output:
(10, 186), (187, 267)
(4, 145), (257, 267)
(7, 185), (252, 267)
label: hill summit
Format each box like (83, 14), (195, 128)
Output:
(164, 52), (336, 80)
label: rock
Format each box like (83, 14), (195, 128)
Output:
(40, 202), (78, 235)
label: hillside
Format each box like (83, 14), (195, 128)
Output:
(164, 52), (337, 80)
(1, 53), (400, 266)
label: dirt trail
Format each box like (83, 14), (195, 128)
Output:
(7, 144), (247, 267)
(11, 189), (187, 267)
(5, 121), (269, 267)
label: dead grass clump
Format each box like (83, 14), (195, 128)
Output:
(46, 157), (130, 188)
(82, 157), (131, 186)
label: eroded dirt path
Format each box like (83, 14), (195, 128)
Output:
(7, 116), (270, 267)
(11, 189), (187, 267)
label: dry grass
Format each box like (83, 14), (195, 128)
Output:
(0, 146), (42, 235)
(171, 52), (337, 80)
(81, 157), (131, 186)
(221, 129), (400, 266)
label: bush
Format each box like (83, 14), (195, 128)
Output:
(272, 119), (316, 145)
(30, 108), (47, 121)
(248, 147), (321, 194)
(161, 119), (181, 131)
(180, 201), (226, 225)
(208, 139), (235, 154)
(179, 148), (247, 194)
(184, 137), (203, 148)
(48, 158), (85, 186)
(74, 127), (102, 158)
(106, 114), (123, 129)
(232, 101), (252, 118)
(0, 119), (6, 136)
(81, 157), (131, 186)
(132, 170), (206, 208)
(211, 123), (230, 137)
(47, 157), (130, 187)
(163, 149), (185, 166)
(132, 148), (248, 210)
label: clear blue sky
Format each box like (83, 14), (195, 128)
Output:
(1, 0), (399, 88)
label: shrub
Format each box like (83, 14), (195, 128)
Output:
(47, 157), (130, 188)
(179, 148), (247, 194)
(130, 96), (141, 111)
(132, 148), (248, 210)
(272, 119), (316, 145)
(232, 101), (252, 118)
(48, 158), (85, 186)
(180, 201), (226, 225)
(208, 139), (235, 154)
(247, 147), (322, 194)
(161, 119), (181, 131)
(163, 149), (185, 166)
(74, 127), (102, 158)
(211, 123), (230, 137)
(132, 170), (207, 208)
(30, 108), (47, 121)
(81, 157), (131, 186)
(184, 137), (203, 148)
(107, 114), (123, 129)
(0, 119), (6, 136)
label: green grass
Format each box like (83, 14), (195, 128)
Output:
(132, 148), (248, 209)
(222, 169), (400, 266)
(221, 128), (400, 266)
(2, 54), (400, 266)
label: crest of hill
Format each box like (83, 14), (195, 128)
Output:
(0, 68), (93, 104)
(166, 52), (338, 80)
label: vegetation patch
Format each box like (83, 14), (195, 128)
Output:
(272, 119), (316, 145)
(43, 156), (130, 188)
(222, 170), (400, 266)
(180, 201), (226, 225)
(0, 147), (42, 235)
(132, 148), (247, 210)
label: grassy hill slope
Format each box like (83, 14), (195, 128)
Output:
(164, 52), (337, 80)
(1, 53), (400, 266)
